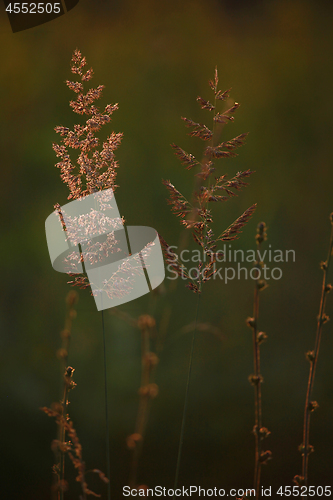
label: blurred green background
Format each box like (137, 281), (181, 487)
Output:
(1, 0), (333, 498)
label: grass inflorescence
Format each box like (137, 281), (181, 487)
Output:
(161, 68), (256, 492)
(43, 50), (333, 499)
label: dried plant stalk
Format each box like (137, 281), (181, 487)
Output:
(246, 223), (271, 500)
(294, 213), (333, 487)
(42, 292), (108, 499)
(127, 315), (159, 489)
(47, 292), (78, 499)
(41, 403), (109, 499)
(57, 292), (78, 499)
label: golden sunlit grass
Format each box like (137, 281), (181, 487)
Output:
(42, 50), (333, 500)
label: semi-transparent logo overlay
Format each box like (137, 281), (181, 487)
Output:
(45, 188), (165, 311)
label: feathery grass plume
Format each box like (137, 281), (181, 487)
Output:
(53, 50), (160, 494)
(48, 49), (120, 500)
(52, 48), (123, 293)
(53, 50), (153, 305)
(246, 223), (272, 500)
(162, 67), (256, 294)
(163, 69), (256, 493)
(53, 48), (122, 201)
(294, 213), (333, 487)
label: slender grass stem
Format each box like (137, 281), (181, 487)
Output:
(102, 309), (112, 500)
(247, 223), (271, 500)
(300, 215), (333, 486)
(128, 314), (157, 488)
(252, 279), (262, 497)
(60, 381), (69, 500)
(173, 292), (201, 495)
(55, 292), (77, 500)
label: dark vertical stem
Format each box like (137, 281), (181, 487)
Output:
(128, 319), (153, 488)
(301, 216), (333, 485)
(173, 293), (201, 495)
(60, 382), (69, 500)
(248, 223), (270, 500)
(252, 267), (262, 498)
(57, 292), (77, 500)
(102, 310), (112, 500)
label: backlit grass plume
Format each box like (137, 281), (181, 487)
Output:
(161, 67), (256, 294)
(45, 49), (121, 500)
(162, 69), (257, 491)
(53, 48), (122, 201)
(52, 49), (126, 294)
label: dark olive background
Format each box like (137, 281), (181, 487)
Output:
(1, 0), (333, 498)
